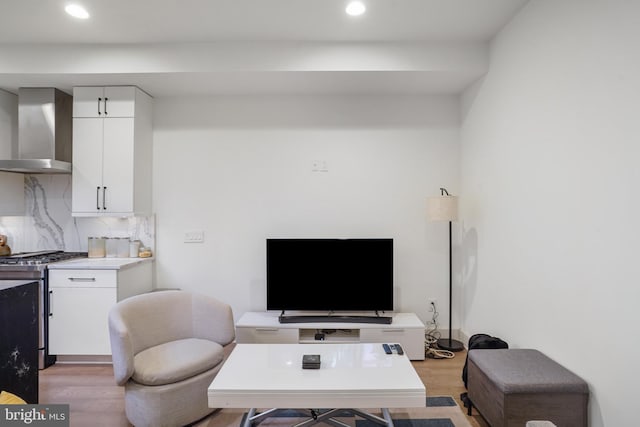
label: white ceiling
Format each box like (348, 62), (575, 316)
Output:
(0, 0), (527, 43)
(0, 0), (529, 96)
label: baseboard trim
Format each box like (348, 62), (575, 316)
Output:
(55, 355), (112, 364)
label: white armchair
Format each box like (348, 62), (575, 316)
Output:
(108, 290), (235, 427)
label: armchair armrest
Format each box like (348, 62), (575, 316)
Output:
(192, 295), (235, 346)
(108, 307), (135, 386)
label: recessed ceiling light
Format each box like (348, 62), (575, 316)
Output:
(346, 1), (366, 17)
(65, 4), (90, 19)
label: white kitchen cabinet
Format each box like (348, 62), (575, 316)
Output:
(72, 86), (137, 118)
(48, 262), (152, 356)
(71, 86), (152, 217)
(49, 285), (116, 355)
(235, 312), (426, 360)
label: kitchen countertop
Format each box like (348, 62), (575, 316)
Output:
(47, 257), (154, 270)
(0, 280), (39, 292)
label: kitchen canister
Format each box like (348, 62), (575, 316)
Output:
(105, 237), (118, 257)
(117, 238), (130, 257)
(88, 237), (106, 258)
(129, 240), (141, 258)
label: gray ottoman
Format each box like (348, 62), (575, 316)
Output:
(467, 349), (588, 427)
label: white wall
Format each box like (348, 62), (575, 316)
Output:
(460, 1), (640, 425)
(153, 94), (460, 325)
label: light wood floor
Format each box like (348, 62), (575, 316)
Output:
(39, 350), (489, 427)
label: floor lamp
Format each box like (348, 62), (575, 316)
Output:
(427, 188), (464, 352)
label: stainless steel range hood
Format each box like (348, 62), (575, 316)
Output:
(0, 88), (72, 174)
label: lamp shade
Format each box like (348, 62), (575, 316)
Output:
(427, 195), (458, 221)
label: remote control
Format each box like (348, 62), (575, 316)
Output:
(394, 344), (404, 355)
(382, 343), (392, 354)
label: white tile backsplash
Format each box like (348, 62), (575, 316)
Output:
(0, 174), (154, 254)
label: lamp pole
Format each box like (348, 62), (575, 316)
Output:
(435, 188), (464, 352)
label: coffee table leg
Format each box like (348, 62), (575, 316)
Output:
(242, 408), (394, 427)
(349, 409), (394, 427)
(292, 409), (350, 427)
(242, 408), (256, 427)
(382, 408), (394, 427)
(242, 408), (279, 427)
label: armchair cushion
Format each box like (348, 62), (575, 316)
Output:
(132, 338), (224, 386)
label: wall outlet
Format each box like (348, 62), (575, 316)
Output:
(427, 298), (437, 312)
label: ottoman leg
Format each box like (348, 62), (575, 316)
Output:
(460, 392), (473, 416)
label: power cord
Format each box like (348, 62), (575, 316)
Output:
(424, 300), (455, 359)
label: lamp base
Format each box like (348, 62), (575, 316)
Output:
(436, 338), (465, 352)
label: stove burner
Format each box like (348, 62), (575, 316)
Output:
(0, 251), (88, 268)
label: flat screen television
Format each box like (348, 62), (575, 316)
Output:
(266, 238), (394, 315)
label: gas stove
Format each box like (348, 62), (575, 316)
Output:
(0, 251), (88, 273)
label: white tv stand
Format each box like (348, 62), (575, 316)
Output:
(235, 312), (425, 360)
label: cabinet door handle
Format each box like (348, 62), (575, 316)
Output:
(104, 97), (108, 115)
(255, 328), (279, 332)
(96, 186), (101, 210)
(49, 290), (53, 317)
(98, 97), (102, 115)
(382, 329), (405, 333)
(68, 277), (96, 282)
(103, 186), (107, 210)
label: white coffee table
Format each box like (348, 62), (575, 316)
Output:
(208, 343), (426, 427)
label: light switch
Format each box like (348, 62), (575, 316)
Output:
(311, 160), (329, 172)
(184, 230), (204, 243)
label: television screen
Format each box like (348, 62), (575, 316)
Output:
(266, 238), (393, 312)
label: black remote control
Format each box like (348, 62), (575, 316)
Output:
(382, 343), (392, 354)
(394, 344), (404, 355)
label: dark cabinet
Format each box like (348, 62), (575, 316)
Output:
(0, 280), (38, 403)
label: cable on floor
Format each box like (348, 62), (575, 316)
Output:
(424, 299), (455, 359)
